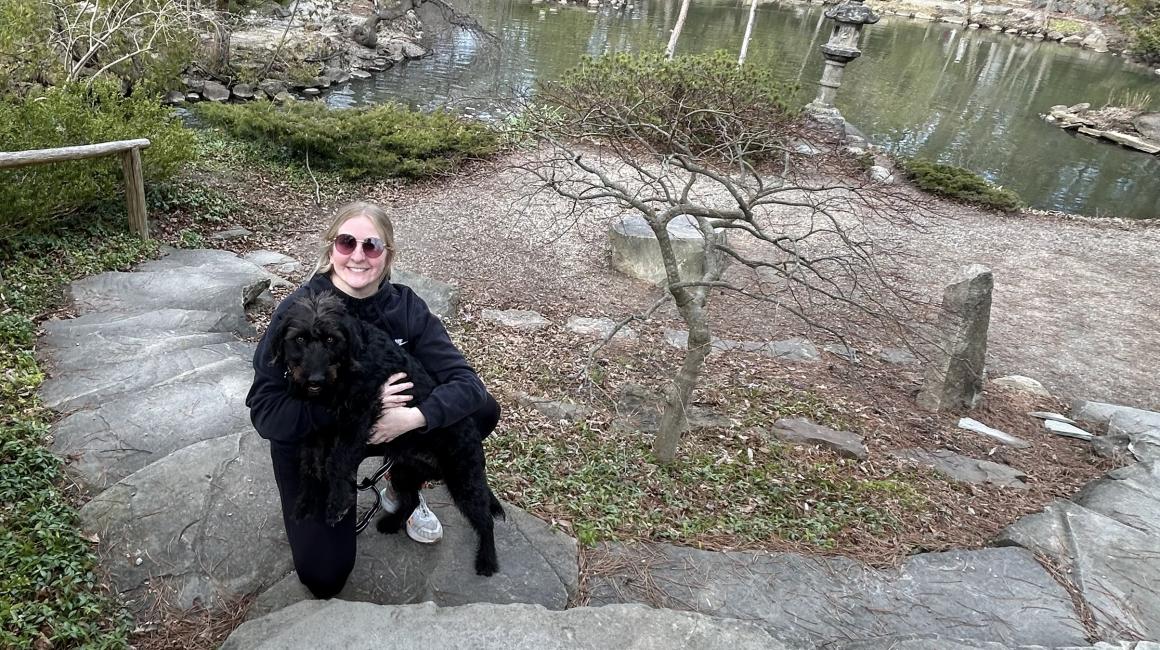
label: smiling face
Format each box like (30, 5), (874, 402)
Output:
(328, 215), (390, 298)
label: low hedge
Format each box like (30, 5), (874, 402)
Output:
(899, 158), (1023, 212)
(194, 100), (499, 180)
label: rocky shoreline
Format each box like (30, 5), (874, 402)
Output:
(170, 0), (428, 105)
(1043, 103), (1160, 155)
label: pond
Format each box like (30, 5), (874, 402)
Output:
(327, 0), (1160, 218)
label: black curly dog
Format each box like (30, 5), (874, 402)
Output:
(269, 290), (504, 576)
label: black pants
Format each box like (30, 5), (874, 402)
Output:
(269, 394), (501, 599)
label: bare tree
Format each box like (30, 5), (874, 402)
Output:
(665, 0), (692, 59)
(512, 55), (926, 463)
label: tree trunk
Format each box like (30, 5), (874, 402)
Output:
(652, 311), (711, 463)
(738, 0), (759, 65)
(965, 0), (972, 24)
(665, 0), (692, 59)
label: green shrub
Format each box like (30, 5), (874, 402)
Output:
(541, 51), (801, 162)
(899, 158), (1023, 212)
(0, 221), (157, 649)
(0, 81), (195, 239)
(1121, 0), (1160, 63)
(194, 100), (499, 180)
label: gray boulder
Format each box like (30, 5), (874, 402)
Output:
(992, 374), (1051, 397)
(202, 80), (231, 102)
(891, 448), (1028, 489)
(392, 269), (459, 319)
(225, 600), (786, 650)
(609, 214), (725, 285)
(231, 83), (256, 100)
(67, 268), (269, 320)
(80, 430), (290, 612)
(770, 417), (868, 460)
(481, 308), (550, 331)
(1133, 112), (1160, 143)
(250, 485), (578, 618)
(587, 543), (1086, 647)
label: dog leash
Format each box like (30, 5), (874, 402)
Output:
(354, 458), (394, 534)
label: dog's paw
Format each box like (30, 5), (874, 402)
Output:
(474, 551), (499, 577)
(376, 513), (404, 535)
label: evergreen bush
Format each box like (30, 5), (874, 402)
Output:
(0, 82), (195, 238)
(1121, 0), (1160, 63)
(545, 51), (801, 162)
(194, 100), (499, 179)
(900, 158), (1023, 212)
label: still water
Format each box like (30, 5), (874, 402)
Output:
(328, 0), (1160, 218)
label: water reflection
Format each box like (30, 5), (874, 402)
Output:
(327, 0), (1160, 218)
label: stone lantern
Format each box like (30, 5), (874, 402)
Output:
(806, 0), (879, 119)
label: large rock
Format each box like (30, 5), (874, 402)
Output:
(997, 493), (1160, 640)
(771, 417), (868, 460)
(50, 367), (254, 489)
(481, 308), (550, 331)
(225, 600), (787, 650)
(587, 543), (1086, 647)
(41, 308), (249, 341)
(68, 269), (269, 321)
(202, 80), (231, 102)
(609, 215), (726, 285)
(38, 342), (253, 411)
(80, 430), (290, 611)
(991, 374), (1051, 397)
(891, 448), (1028, 489)
(392, 268), (459, 319)
(918, 265), (994, 411)
(250, 485), (578, 618)
(1133, 112), (1160, 144)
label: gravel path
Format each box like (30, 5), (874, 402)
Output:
(271, 155), (1160, 411)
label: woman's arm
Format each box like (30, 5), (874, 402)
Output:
(401, 291), (487, 432)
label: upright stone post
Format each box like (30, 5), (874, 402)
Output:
(918, 264), (994, 411)
(805, 0), (879, 121)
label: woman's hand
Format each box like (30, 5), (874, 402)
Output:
(369, 406), (426, 444)
(379, 373), (414, 410)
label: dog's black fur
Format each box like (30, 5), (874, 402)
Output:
(269, 290), (504, 576)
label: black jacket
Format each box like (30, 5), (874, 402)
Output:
(245, 273), (487, 448)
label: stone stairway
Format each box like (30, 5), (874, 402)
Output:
(40, 248), (1160, 649)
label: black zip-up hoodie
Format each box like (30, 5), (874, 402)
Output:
(245, 273), (487, 449)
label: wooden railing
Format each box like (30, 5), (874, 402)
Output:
(0, 138), (152, 238)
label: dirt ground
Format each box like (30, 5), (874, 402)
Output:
(234, 154), (1160, 412)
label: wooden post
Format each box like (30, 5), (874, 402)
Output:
(120, 147), (148, 239)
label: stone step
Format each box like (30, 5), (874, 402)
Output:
(40, 330), (238, 370)
(80, 429), (289, 612)
(38, 341), (254, 411)
(586, 542), (1087, 648)
(41, 308), (252, 340)
(250, 483), (578, 619)
(223, 601), (785, 650)
(51, 367), (254, 489)
(140, 248), (289, 283)
(68, 269), (269, 318)
(998, 464), (1160, 641)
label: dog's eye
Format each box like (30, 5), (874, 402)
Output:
(326, 336), (335, 344)
(295, 336), (305, 344)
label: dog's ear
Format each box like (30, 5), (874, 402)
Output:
(345, 319), (366, 373)
(266, 312), (290, 367)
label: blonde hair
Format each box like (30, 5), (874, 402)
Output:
(312, 201), (397, 286)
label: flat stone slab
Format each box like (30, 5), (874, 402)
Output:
(38, 342), (253, 411)
(51, 368), (254, 489)
(142, 248), (288, 287)
(225, 601), (786, 650)
(998, 494), (1160, 640)
(69, 269), (269, 320)
(480, 308), (550, 331)
(771, 417), (868, 460)
(41, 308), (250, 340)
(1044, 419), (1094, 440)
(958, 417), (1032, 448)
(565, 316), (636, 342)
(891, 448), (1028, 489)
(586, 543), (1086, 647)
(392, 268), (459, 319)
(1073, 400), (1160, 437)
(515, 392), (592, 422)
(243, 249), (303, 275)
(250, 484), (577, 618)
(80, 429), (290, 612)
(1029, 411), (1077, 425)
(609, 214), (725, 284)
(39, 330), (238, 371)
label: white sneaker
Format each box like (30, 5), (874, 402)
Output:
(378, 483), (443, 544)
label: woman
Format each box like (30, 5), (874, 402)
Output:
(245, 201), (500, 598)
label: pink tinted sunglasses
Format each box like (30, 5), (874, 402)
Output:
(332, 233), (387, 258)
